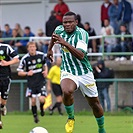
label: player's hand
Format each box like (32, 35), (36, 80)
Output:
(52, 34), (67, 46)
(47, 50), (53, 62)
(0, 60), (10, 66)
(27, 70), (34, 76)
(42, 70), (47, 77)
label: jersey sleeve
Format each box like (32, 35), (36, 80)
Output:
(54, 25), (64, 35)
(76, 30), (89, 52)
(42, 54), (47, 66)
(17, 57), (26, 72)
(7, 45), (19, 59)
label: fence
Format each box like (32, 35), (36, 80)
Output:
(10, 78), (133, 112)
(0, 34), (133, 58)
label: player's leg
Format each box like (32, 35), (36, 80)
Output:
(0, 96), (3, 129)
(61, 78), (77, 133)
(79, 72), (106, 133)
(39, 96), (45, 116)
(86, 96), (106, 133)
(31, 97), (39, 123)
(0, 78), (11, 116)
(50, 84), (63, 115)
(39, 84), (47, 116)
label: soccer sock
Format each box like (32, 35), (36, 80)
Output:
(32, 105), (37, 117)
(1, 104), (5, 108)
(40, 102), (44, 112)
(56, 102), (62, 114)
(52, 103), (58, 111)
(65, 104), (74, 119)
(96, 116), (106, 133)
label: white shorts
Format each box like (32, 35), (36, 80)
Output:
(61, 71), (98, 97)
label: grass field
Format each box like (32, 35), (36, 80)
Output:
(1, 112), (133, 133)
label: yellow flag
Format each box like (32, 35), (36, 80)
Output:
(44, 93), (52, 110)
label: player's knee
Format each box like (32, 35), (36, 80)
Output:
(62, 88), (74, 96)
(90, 100), (102, 112)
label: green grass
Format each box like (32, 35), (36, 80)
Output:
(1, 112), (133, 133)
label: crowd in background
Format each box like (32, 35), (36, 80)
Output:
(0, 0), (133, 61)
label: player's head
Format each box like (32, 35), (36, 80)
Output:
(27, 41), (37, 55)
(62, 11), (78, 34)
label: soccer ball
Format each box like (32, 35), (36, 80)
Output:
(29, 127), (48, 133)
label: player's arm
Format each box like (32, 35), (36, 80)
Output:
(42, 65), (48, 77)
(52, 33), (85, 60)
(0, 57), (19, 66)
(17, 57), (34, 77)
(47, 33), (57, 62)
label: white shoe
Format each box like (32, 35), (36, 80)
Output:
(1, 106), (7, 116)
(120, 57), (127, 61)
(115, 57), (120, 61)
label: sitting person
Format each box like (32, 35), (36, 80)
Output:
(99, 27), (116, 60)
(9, 28), (21, 51)
(35, 28), (49, 53)
(115, 23), (132, 61)
(15, 26), (34, 54)
(84, 22), (97, 53)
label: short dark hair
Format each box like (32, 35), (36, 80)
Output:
(85, 22), (90, 26)
(25, 26), (30, 30)
(64, 11), (77, 20)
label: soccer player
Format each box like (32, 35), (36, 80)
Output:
(47, 11), (106, 133)
(0, 43), (19, 118)
(47, 57), (63, 115)
(17, 41), (48, 123)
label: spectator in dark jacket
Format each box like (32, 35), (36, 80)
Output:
(76, 14), (84, 29)
(108, 0), (120, 34)
(117, 0), (132, 31)
(46, 10), (61, 37)
(93, 60), (114, 112)
(1, 24), (12, 44)
(115, 23), (132, 61)
(15, 26), (34, 54)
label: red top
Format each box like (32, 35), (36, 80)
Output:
(101, 2), (112, 21)
(54, 2), (69, 22)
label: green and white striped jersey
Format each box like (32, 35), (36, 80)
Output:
(54, 25), (93, 76)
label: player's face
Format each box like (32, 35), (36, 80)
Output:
(62, 15), (78, 33)
(27, 44), (37, 55)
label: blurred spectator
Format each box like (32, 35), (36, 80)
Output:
(117, 0), (132, 31)
(53, 0), (69, 22)
(0, 26), (4, 38)
(15, 26), (35, 54)
(99, 27), (116, 60)
(115, 23), (132, 61)
(108, 0), (120, 34)
(100, 19), (114, 35)
(76, 14), (84, 29)
(2, 24), (12, 44)
(101, 0), (112, 27)
(46, 10), (61, 37)
(84, 22), (97, 52)
(35, 28), (49, 53)
(93, 60), (114, 112)
(9, 28), (21, 50)
(15, 23), (24, 36)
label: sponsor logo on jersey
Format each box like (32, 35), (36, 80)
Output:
(0, 50), (4, 55)
(37, 58), (41, 63)
(32, 60), (36, 64)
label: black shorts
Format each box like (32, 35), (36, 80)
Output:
(52, 83), (62, 96)
(26, 83), (47, 98)
(0, 78), (11, 100)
